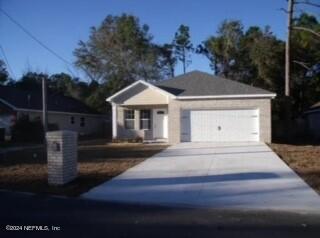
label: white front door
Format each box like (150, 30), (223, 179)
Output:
(153, 109), (168, 139)
(181, 109), (259, 142)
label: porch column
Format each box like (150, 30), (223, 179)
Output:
(112, 103), (117, 138)
(134, 109), (140, 130)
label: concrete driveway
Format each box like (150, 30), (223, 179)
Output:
(83, 142), (320, 213)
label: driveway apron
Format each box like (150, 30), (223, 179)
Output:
(82, 142), (320, 213)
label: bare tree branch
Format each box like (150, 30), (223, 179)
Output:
(279, 7), (289, 14)
(293, 60), (311, 70)
(295, 1), (320, 8)
(292, 26), (320, 38)
(279, 7), (301, 14)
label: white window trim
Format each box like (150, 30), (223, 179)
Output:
(124, 109), (135, 130)
(140, 109), (151, 130)
(125, 118), (135, 130)
(140, 118), (151, 130)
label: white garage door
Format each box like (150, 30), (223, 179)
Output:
(181, 109), (259, 142)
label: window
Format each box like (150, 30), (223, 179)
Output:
(124, 109), (135, 129)
(140, 110), (151, 130)
(70, 116), (75, 124)
(80, 117), (85, 127)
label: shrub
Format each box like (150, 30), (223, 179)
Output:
(11, 115), (44, 143)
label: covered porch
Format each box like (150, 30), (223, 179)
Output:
(115, 105), (168, 142)
(108, 80), (170, 142)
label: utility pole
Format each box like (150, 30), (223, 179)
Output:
(42, 77), (48, 134)
(284, 0), (294, 141)
(285, 0), (294, 97)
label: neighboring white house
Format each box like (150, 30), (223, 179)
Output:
(107, 70), (276, 144)
(0, 85), (108, 137)
(305, 102), (320, 139)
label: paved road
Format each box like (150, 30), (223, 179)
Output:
(0, 191), (320, 238)
(83, 142), (320, 213)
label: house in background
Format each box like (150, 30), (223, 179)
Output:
(305, 102), (320, 140)
(0, 85), (108, 138)
(107, 71), (276, 143)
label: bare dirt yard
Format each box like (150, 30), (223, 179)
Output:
(270, 143), (320, 194)
(2, 141), (318, 197)
(0, 141), (167, 196)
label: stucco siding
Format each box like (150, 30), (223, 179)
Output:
(168, 98), (271, 144)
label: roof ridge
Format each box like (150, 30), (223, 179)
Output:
(155, 70), (275, 96)
(0, 85), (102, 115)
(210, 74), (274, 93)
(155, 70), (208, 84)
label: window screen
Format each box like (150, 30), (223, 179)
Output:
(140, 110), (151, 130)
(124, 109), (135, 129)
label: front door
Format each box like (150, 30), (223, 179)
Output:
(153, 109), (168, 139)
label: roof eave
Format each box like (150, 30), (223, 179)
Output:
(106, 80), (176, 103)
(0, 98), (18, 110)
(304, 108), (320, 114)
(15, 108), (105, 117)
(175, 94), (276, 100)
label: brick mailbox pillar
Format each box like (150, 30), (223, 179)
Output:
(46, 131), (78, 185)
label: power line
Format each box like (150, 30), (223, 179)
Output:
(0, 7), (78, 77)
(0, 44), (16, 79)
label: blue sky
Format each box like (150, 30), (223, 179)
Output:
(0, 0), (318, 80)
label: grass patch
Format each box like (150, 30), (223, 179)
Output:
(0, 141), (168, 197)
(270, 143), (320, 194)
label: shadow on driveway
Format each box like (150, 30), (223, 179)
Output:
(113, 172), (281, 186)
(0, 191), (320, 238)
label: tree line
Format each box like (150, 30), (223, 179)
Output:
(0, 13), (319, 118)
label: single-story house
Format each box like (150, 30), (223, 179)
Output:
(0, 85), (108, 137)
(305, 101), (320, 139)
(107, 70), (276, 144)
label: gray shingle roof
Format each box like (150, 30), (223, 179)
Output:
(0, 85), (101, 115)
(155, 70), (274, 96)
